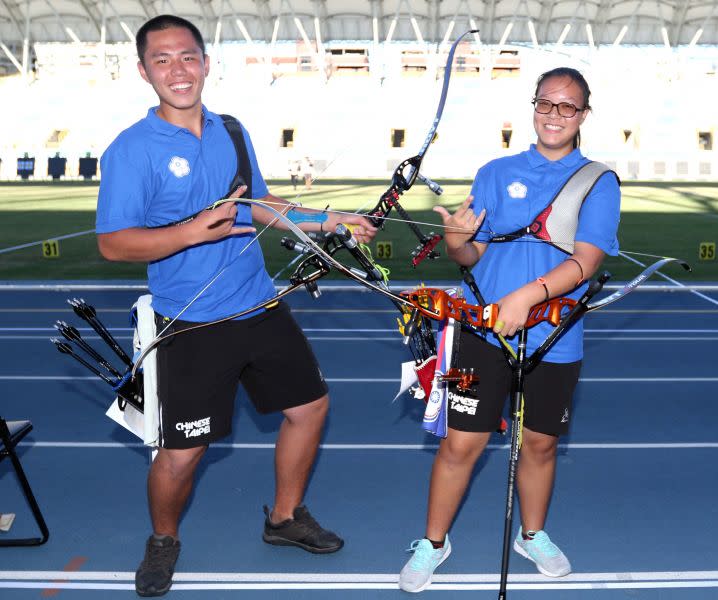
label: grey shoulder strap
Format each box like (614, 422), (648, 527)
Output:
(539, 161), (616, 254)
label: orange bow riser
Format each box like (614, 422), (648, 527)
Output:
(402, 287), (581, 332)
(401, 287), (499, 329)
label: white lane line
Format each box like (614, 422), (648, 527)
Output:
(1, 376), (717, 382)
(4, 335), (718, 343)
(2, 569), (717, 581)
(0, 571), (717, 591)
(2, 582), (718, 591)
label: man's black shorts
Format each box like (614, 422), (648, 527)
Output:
(154, 301), (328, 449)
(448, 331), (582, 437)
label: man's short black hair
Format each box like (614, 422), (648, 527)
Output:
(136, 15), (206, 66)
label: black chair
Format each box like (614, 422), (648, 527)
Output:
(0, 418), (49, 546)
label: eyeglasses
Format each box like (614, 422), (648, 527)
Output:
(532, 99), (585, 118)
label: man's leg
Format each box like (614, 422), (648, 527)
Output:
(136, 446), (206, 597)
(271, 395), (328, 521)
(262, 394), (343, 553)
(148, 446), (207, 537)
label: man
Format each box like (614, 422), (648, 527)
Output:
(96, 15), (377, 598)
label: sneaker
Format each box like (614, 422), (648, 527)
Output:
(135, 534), (181, 597)
(262, 505), (344, 554)
(513, 528), (571, 577)
(398, 536), (452, 593)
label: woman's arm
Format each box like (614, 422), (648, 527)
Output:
(492, 241), (605, 337)
(433, 195), (487, 267)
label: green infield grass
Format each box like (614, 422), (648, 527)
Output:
(1, 180), (716, 283)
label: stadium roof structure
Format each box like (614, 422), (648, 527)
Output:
(0, 0), (717, 68)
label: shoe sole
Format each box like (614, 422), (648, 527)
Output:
(135, 582), (172, 597)
(512, 540), (571, 577)
(398, 544), (452, 593)
(263, 532), (344, 554)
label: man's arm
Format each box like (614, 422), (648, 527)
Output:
(250, 193), (378, 243)
(98, 189), (255, 262)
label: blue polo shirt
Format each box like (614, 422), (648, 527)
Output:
(96, 106), (275, 322)
(463, 145), (620, 362)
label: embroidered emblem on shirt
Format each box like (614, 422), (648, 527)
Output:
(507, 181), (527, 199)
(168, 156), (190, 178)
(561, 408), (569, 423)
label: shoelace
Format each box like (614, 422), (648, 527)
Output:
(527, 532), (560, 558)
(405, 540), (438, 571)
(144, 541), (179, 570)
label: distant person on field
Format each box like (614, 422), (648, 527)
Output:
(289, 159), (301, 190)
(302, 156), (314, 190)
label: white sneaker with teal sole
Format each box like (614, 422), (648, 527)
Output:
(398, 536), (452, 593)
(513, 529), (571, 577)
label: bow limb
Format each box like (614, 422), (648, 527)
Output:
(586, 256), (691, 312)
(365, 30), (479, 267)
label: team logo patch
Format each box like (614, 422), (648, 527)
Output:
(561, 408), (569, 423)
(507, 181), (527, 199)
(168, 156), (190, 178)
(424, 389), (442, 423)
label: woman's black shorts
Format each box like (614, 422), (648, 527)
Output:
(448, 331), (582, 437)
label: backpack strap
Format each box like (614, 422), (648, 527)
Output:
(220, 114), (253, 200)
(490, 161), (618, 254)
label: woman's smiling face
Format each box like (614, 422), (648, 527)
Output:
(533, 75), (588, 161)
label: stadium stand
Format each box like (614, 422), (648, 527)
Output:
(0, 2), (716, 181)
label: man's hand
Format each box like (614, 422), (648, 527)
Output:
(190, 185), (255, 244)
(325, 213), (378, 244)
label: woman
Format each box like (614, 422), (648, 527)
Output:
(398, 67), (620, 593)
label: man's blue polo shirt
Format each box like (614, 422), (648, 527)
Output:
(96, 106), (275, 322)
(463, 145), (620, 362)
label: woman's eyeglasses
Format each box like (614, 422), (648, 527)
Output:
(532, 99), (585, 118)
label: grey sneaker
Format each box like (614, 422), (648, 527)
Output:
(262, 505), (344, 554)
(398, 536), (452, 593)
(135, 534), (181, 597)
(513, 528), (571, 577)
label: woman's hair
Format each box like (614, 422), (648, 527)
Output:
(136, 15), (206, 67)
(533, 67), (591, 149)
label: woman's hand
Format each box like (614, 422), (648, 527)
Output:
(433, 195), (485, 252)
(493, 287), (538, 337)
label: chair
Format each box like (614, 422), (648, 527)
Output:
(0, 418), (49, 546)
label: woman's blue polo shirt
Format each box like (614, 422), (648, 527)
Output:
(96, 106), (275, 322)
(463, 146), (621, 362)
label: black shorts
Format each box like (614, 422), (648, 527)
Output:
(448, 331), (581, 437)
(154, 301), (328, 449)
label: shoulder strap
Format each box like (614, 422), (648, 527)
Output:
(220, 114), (252, 200)
(490, 161), (618, 254)
(530, 161), (617, 253)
